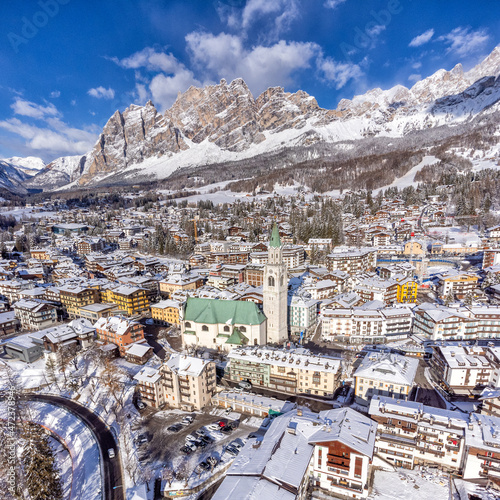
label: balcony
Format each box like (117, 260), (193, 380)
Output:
(416, 446), (445, 458)
(477, 454), (500, 463)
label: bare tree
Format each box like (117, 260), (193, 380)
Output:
(162, 467), (174, 487)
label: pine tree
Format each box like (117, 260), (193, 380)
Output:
(21, 422), (63, 500)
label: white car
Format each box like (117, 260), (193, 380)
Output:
(108, 448), (115, 459)
(137, 401), (146, 410)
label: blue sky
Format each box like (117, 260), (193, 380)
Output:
(0, 0), (498, 162)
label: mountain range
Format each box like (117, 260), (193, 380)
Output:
(4, 45), (500, 194)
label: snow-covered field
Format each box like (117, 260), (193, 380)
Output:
(373, 155), (439, 195)
(369, 467), (449, 500)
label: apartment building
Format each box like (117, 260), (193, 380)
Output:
(250, 245), (305, 269)
(430, 345), (493, 395)
(310, 407), (377, 499)
(396, 277), (418, 303)
(159, 273), (203, 298)
(354, 277), (398, 305)
(59, 285), (100, 318)
(213, 407), (376, 500)
(77, 238), (104, 255)
(161, 353), (216, 410)
(13, 299), (58, 330)
(105, 285), (149, 316)
(369, 396), (468, 471)
(463, 412), (500, 484)
(321, 305), (413, 343)
(412, 304), (494, 341)
(244, 263), (264, 287)
(95, 316), (145, 355)
(0, 310), (19, 336)
(354, 352), (418, 405)
(288, 293), (319, 335)
(133, 366), (165, 408)
(227, 346), (342, 398)
(437, 271), (479, 300)
(326, 249), (377, 275)
(150, 299), (182, 325)
(0, 280), (34, 304)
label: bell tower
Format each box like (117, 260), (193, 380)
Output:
(263, 223), (288, 344)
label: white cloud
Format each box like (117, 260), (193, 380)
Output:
(50, 90), (61, 98)
(217, 0), (299, 40)
(186, 31), (318, 95)
(88, 86), (115, 100)
(135, 83), (150, 104)
(324, 0), (346, 9)
(110, 47), (200, 109)
(110, 47), (184, 73)
(241, 0), (298, 34)
(408, 73), (421, 83)
(437, 27), (489, 57)
(366, 24), (386, 37)
(318, 57), (363, 89)
(0, 117), (97, 156)
(149, 69), (201, 110)
(409, 29), (434, 47)
(412, 61), (422, 69)
(11, 98), (59, 120)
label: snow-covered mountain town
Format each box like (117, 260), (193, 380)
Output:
(2, 2), (500, 500)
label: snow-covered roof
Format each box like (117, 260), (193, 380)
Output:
(133, 366), (161, 384)
(165, 353), (212, 377)
(228, 346), (341, 375)
(354, 352), (418, 386)
(125, 342), (152, 357)
(467, 413), (500, 452)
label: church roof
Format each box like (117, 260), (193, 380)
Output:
(184, 297), (266, 325)
(225, 327), (249, 345)
(269, 223), (281, 248)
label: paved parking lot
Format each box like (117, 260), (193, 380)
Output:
(132, 406), (261, 472)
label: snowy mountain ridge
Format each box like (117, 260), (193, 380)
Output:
(17, 45), (500, 192)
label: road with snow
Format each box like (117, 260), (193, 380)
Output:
(25, 394), (124, 500)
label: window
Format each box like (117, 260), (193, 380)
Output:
(224, 325), (230, 332)
(268, 276), (275, 287)
(202, 325), (209, 331)
(240, 326), (246, 333)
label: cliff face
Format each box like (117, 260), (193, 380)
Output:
(26, 45), (500, 190)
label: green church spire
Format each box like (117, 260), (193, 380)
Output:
(269, 222), (281, 248)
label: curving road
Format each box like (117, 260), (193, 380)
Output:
(24, 394), (125, 500)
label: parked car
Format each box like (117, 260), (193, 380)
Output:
(224, 406), (233, 414)
(108, 448), (115, 459)
(185, 434), (197, 443)
(195, 429), (208, 437)
(200, 435), (214, 443)
(207, 423), (220, 431)
(135, 434), (148, 445)
(238, 381), (252, 390)
(180, 445), (194, 455)
(167, 424), (183, 432)
(229, 441), (243, 450)
(181, 415), (195, 425)
(221, 425), (233, 434)
(198, 461), (211, 471)
(226, 446), (239, 456)
(137, 401), (146, 410)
